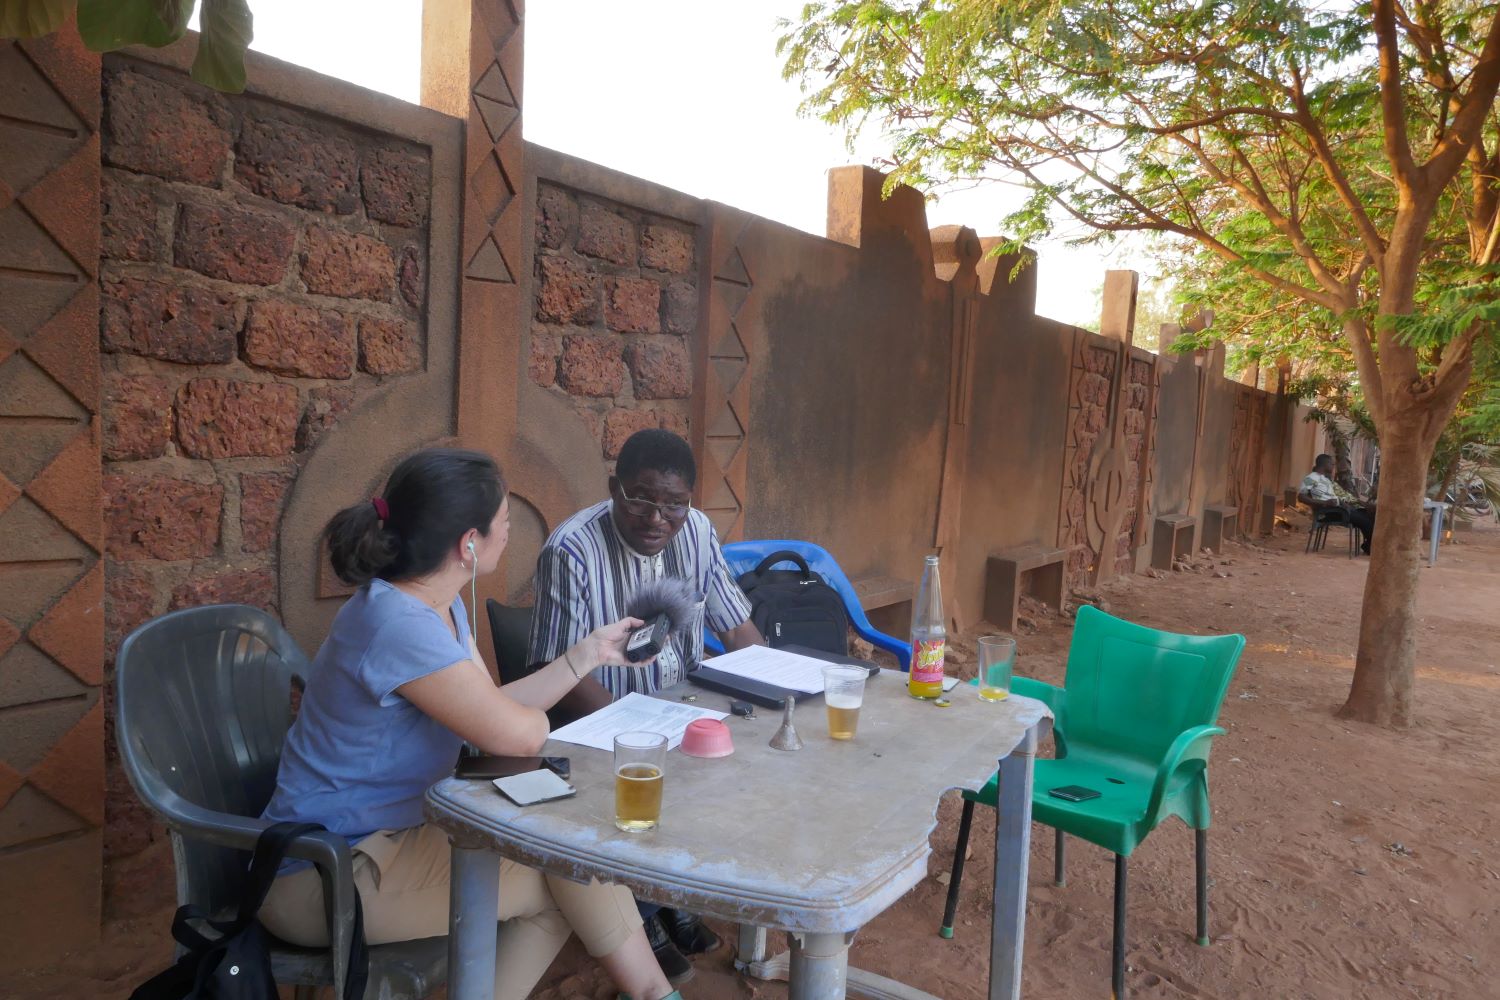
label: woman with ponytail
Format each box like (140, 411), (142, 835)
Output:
(259, 448), (676, 1000)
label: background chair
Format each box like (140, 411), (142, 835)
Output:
(115, 604), (446, 1000)
(1302, 501), (1357, 557)
(485, 598), (537, 685)
(939, 605), (1244, 999)
(705, 539), (912, 668)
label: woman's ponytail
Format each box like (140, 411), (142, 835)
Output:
(324, 500), (398, 586)
(321, 449), (504, 588)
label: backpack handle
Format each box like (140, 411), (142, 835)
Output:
(751, 550), (814, 580)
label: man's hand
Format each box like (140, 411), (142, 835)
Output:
(719, 619), (766, 652)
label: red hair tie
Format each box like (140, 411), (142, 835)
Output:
(371, 497), (390, 520)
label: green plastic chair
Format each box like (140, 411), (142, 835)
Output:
(940, 605), (1244, 999)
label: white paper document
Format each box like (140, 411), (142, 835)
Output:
(700, 645), (829, 694)
(548, 692), (728, 752)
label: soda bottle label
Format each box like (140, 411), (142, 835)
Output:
(911, 638), (945, 685)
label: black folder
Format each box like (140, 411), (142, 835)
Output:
(685, 645), (878, 709)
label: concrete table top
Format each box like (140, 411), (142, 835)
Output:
(426, 676), (1050, 932)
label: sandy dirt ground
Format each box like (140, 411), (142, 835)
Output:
(7, 511), (1499, 1000)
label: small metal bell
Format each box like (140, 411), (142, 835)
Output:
(769, 696), (803, 751)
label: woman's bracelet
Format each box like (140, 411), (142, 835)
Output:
(563, 647), (584, 681)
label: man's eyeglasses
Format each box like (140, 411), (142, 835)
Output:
(615, 489), (692, 523)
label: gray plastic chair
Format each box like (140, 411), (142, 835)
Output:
(115, 604), (447, 999)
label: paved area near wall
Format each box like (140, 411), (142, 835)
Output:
(5, 514), (1497, 1000)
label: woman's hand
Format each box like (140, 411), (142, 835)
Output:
(574, 617), (652, 671)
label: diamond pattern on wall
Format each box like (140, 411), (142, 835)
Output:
(0, 44), (87, 196)
(466, 234), (514, 283)
(474, 94), (518, 143)
(695, 222), (756, 540)
(0, 202), (86, 336)
(473, 61), (515, 107)
(0, 785), (87, 850)
(0, 33), (102, 967)
(0, 643), (91, 710)
(460, 7), (523, 291)
(470, 148), (515, 226)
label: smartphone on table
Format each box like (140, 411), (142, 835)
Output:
(454, 754), (571, 780)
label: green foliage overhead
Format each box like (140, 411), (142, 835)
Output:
(0, 0), (71, 37)
(2, 0), (253, 93)
(780, 0), (1500, 441)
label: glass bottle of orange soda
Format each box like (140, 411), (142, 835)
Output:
(908, 555), (946, 699)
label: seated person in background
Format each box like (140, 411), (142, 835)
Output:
(528, 428), (765, 982)
(1300, 452), (1375, 554)
(259, 448), (676, 1000)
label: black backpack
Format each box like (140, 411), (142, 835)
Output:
(737, 551), (851, 655)
(132, 822), (368, 1000)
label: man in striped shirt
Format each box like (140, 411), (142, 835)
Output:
(527, 429), (763, 980)
(528, 429), (762, 703)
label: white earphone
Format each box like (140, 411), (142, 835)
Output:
(465, 538), (478, 643)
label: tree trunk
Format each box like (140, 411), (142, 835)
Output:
(1337, 420), (1432, 726)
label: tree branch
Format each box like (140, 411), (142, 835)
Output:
(1423, 6), (1500, 189)
(1373, 0), (1422, 187)
(1343, 314), (1387, 429)
(1288, 62), (1389, 263)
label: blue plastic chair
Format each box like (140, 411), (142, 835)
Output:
(705, 539), (912, 669)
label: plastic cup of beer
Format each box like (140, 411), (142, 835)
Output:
(823, 665), (868, 741)
(614, 731), (666, 832)
(977, 636), (1016, 702)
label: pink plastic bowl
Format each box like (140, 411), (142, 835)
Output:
(679, 718), (734, 758)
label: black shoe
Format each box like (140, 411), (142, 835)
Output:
(660, 907), (721, 955)
(644, 914), (695, 985)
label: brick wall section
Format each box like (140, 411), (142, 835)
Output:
(531, 183), (697, 462)
(97, 62), (432, 861)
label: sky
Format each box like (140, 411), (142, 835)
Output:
(224, 0), (1160, 327)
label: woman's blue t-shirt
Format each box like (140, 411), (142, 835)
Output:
(263, 579), (473, 841)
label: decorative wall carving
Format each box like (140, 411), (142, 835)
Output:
(1057, 274), (1155, 584)
(1226, 384), (1269, 535)
(0, 27), (104, 968)
(1058, 338), (1121, 581)
(695, 215), (755, 539)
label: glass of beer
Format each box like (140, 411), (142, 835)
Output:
(614, 731), (666, 832)
(822, 665), (868, 741)
(977, 635), (1016, 702)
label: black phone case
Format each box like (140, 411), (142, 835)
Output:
(455, 755), (541, 780)
(1047, 785), (1101, 802)
(455, 755), (571, 780)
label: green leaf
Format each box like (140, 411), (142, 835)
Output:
(0, 0), (73, 38)
(77, 0), (191, 49)
(191, 0), (251, 93)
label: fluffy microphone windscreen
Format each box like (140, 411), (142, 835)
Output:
(624, 577), (699, 635)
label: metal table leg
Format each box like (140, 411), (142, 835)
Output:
(736, 924), (769, 970)
(989, 723), (1039, 1000)
(1428, 503), (1444, 567)
(447, 843), (500, 1000)
(790, 931), (853, 1000)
